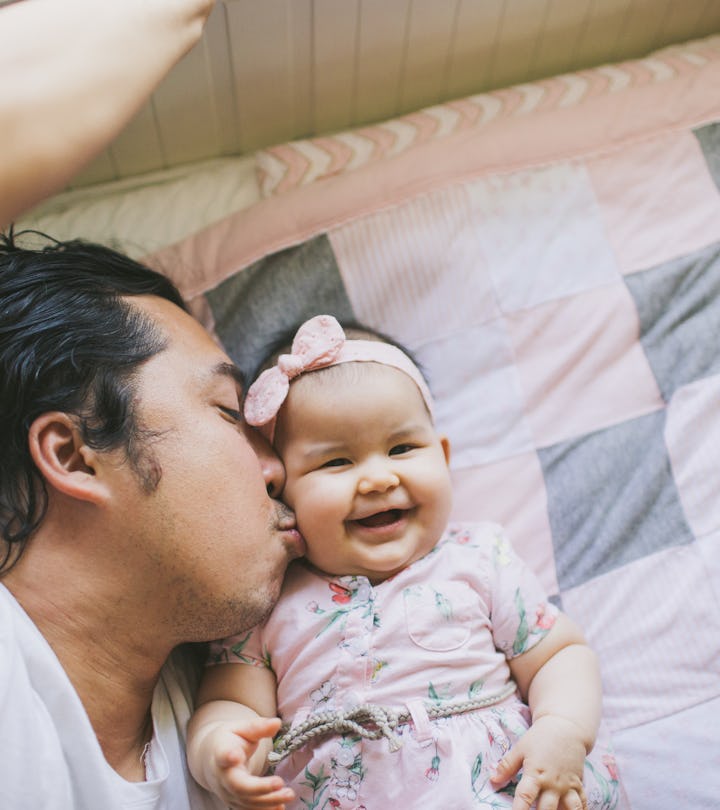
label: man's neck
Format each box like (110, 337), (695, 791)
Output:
(5, 567), (169, 782)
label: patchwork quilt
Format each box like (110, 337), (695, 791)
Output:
(151, 34), (720, 809)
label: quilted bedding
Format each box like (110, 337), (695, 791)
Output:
(149, 34), (720, 807)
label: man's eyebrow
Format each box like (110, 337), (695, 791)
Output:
(212, 361), (246, 391)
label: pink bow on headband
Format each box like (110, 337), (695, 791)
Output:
(244, 314), (345, 428)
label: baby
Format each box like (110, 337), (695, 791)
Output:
(187, 315), (621, 810)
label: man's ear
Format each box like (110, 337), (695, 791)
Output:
(28, 412), (109, 505)
(440, 435), (451, 466)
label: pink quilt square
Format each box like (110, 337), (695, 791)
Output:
(451, 453), (558, 596)
(414, 321), (535, 469)
(464, 162), (620, 312)
(698, 531), (720, 606)
(328, 184), (500, 347)
(505, 282), (664, 447)
(561, 544), (720, 732)
(665, 373), (720, 541)
(613, 698), (720, 810)
(587, 131), (720, 275)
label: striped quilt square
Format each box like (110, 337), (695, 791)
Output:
(561, 543), (720, 730)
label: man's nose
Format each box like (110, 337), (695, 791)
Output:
(243, 423), (286, 497)
(357, 460), (400, 495)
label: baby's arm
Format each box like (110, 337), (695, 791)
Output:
(187, 662), (295, 809)
(492, 612), (602, 810)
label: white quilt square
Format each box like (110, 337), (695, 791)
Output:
(465, 162), (620, 312)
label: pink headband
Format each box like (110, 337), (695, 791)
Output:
(244, 315), (434, 441)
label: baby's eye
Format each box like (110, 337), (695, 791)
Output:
(320, 457), (351, 469)
(389, 443), (416, 456)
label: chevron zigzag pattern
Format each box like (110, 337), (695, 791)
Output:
(255, 35), (720, 198)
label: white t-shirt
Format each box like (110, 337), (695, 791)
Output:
(0, 584), (224, 810)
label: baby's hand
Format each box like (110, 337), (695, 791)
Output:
(203, 716), (295, 809)
(490, 715), (588, 810)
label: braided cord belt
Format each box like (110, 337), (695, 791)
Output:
(267, 682), (517, 763)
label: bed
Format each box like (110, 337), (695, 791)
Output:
(19, 28), (720, 810)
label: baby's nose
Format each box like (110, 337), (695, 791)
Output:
(357, 463), (400, 495)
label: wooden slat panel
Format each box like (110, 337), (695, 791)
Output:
(151, 33), (221, 166)
(289, 0), (314, 140)
(202, 1), (241, 155)
(225, 0), (313, 152)
(105, 102), (165, 179)
(655, 0), (716, 51)
(567, 0), (633, 68)
(611, 0), (670, 64)
(529, 0), (594, 79)
(398, 0), (459, 112)
(487, 0), (552, 89)
(67, 149), (118, 190)
(696, 0), (720, 38)
(61, 0), (720, 189)
(312, 0), (360, 134)
(445, 0), (506, 98)
(353, 0), (411, 125)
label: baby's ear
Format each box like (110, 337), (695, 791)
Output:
(28, 412), (110, 504)
(440, 435), (451, 466)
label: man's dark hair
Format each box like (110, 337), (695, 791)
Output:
(0, 230), (188, 574)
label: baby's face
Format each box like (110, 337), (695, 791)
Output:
(274, 363), (453, 583)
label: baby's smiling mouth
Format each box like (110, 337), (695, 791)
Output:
(352, 509), (408, 528)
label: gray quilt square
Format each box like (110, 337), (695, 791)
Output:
(205, 235), (355, 380)
(694, 122), (720, 192)
(624, 240), (720, 402)
(539, 410), (694, 591)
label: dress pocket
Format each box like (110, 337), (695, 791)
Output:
(403, 582), (474, 652)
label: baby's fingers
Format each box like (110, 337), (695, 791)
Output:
(490, 746), (523, 787)
(224, 771), (294, 809)
(558, 788), (587, 810)
(509, 772), (543, 810)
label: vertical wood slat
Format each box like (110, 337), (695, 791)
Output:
(445, 0), (507, 99)
(151, 40), (220, 166)
(353, 0), (412, 125)
(225, 0), (312, 152)
(696, 0), (720, 38)
(611, 0), (671, 65)
(104, 104), (165, 179)
(528, 0), (595, 80)
(486, 0), (552, 89)
(67, 150), (118, 190)
(566, 0), (633, 69)
(654, 0), (717, 52)
(312, 0), (360, 134)
(201, 1), (241, 156)
(398, 0), (460, 112)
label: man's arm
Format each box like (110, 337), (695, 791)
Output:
(0, 0), (214, 228)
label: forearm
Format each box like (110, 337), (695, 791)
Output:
(527, 643), (602, 753)
(187, 699), (273, 789)
(0, 0), (214, 227)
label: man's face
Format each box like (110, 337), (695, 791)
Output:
(114, 296), (305, 643)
